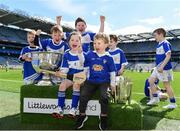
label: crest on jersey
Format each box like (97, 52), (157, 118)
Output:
(92, 64), (103, 71)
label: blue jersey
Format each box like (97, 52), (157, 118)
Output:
(156, 40), (172, 70)
(108, 48), (128, 73)
(64, 32), (95, 53)
(39, 38), (69, 53)
(19, 46), (42, 81)
(84, 51), (116, 85)
(144, 78), (159, 97)
(60, 50), (85, 75)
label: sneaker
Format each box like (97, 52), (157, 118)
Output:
(68, 108), (77, 118)
(52, 107), (64, 119)
(163, 103), (177, 109)
(99, 116), (108, 131)
(75, 115), (88, 129)
(147, 97), (159, 105)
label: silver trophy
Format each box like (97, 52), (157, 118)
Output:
(29, 51), (63, 86)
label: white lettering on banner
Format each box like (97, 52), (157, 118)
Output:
(23, 98), (101, 116)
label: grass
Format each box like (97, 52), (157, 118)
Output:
(0, 69), (180, 130)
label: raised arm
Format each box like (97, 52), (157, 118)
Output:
(34, 29), (41, 46)
(56, 16), (62, 26)
(99, 15), (105, 33)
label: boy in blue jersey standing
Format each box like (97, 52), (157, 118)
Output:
(52, 32), (85, 118)
(76, 33), (116, 130)
(35, 25), (69, 53)
(147, 28), (177, 109)
(108, 34), (128, 76)
(19, 30), (42, 85)
(56, 15), (105, 53)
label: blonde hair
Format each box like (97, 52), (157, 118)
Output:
(50, 25), (63, 34)
(94, 33), (110, 44)
(68, 31), (82, 42)
(27, 30), (36, 36)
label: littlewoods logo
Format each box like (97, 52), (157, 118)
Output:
(27, 102), (98, 111)
(24, 98), (100, 115)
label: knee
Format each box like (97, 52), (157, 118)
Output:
(59, 83), (66, 91)
(73, 83), (80, 91)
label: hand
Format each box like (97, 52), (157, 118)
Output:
(157, 66), (163, 73)
(111, 86), (116, 95)
(56, 16), (62, 25)
(100, 15), (105, 23)
(118, 69), (124, 76)
(22, 54), (32, 62)
(55, 71), (63, 77)
(73, 71), (86, 84)
(36, 29), (41, 36)
(78, 46), (83, 53)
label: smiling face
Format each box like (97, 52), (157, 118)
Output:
(109, 38), (117, 49)
(27, 33), (35, 46)
(69, 34), (81, 51)
(93, 38), (108, 54)
(52, 31), (62, 44)
(75, 21), (86, 33)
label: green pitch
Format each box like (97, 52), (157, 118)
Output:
(0, 69), (180, 129)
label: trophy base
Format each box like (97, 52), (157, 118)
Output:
(36, 80), (53, 86)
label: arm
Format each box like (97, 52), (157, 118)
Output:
(99, 15), (105, 33)
(34, 29), (41, 46)
(56, 16), (62, 26)
(158, 52), (171, 73)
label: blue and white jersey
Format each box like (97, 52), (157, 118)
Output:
(108, 48), (128, 73)
(144, 78), (159, 97)
(156, 40), (172, 70)
(39, 38), (69, 53)
(84, 51), (116, 86)
(60, 50), (85, 75)
(19, 46), (42, 82)
(64, 32), (96, 53)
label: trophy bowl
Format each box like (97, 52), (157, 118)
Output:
(29, 51), (63, 86)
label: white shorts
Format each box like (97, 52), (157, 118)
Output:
(150, 67), (173, 82)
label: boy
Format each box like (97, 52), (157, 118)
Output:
(75, 33), (116, 130)
(108, 34), (128, 75)
(19, 30), (42, 85)
(56, 15), (105, 53)
(144, 78), (168, 100)
(147, 28), (177, 109)
(35, 25), (69, 53)
(52, 32), (85, 118)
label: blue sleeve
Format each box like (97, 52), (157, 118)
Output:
(163, 43), (171, 54)
(61, 54), (69, 68)
(120, 50), (128, 65)
(84, 53), (90, 68)
(88, 32), (96, 41)
(108, 56), (116, 72)
(64, 32), (70, 40)
(63, 42), (70, 52)
(39, 39), (49, 51)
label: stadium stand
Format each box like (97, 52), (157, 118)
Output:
(0, 6), (179, 71)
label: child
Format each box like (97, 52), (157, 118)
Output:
(35, 25), (69, 53)
(75, 33), (116, 130)
(144, 78), (168, 100)
(19, 30), (42, 85)
(147, 28), (177, 109)
(52, 32), (85, 118)
(108, 34), (128, 75)
(56, 15), (105, 53)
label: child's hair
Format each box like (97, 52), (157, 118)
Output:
(109, 34), (118, 42)
(68, 31), (82, 43)
(75, 17), (86, 26)
(153, 28), (166, 37)
(50, 25), (63, 34)
(94, 33), (110, 44)
(27, 30), (36, 36)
